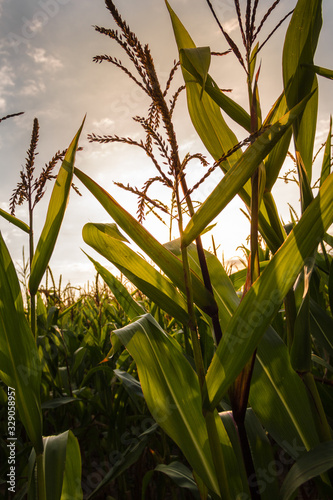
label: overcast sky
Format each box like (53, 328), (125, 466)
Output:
(0, 0), (332, 288)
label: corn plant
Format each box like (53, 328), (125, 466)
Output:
(75, 0), (333, 498)
(0, 119), (85, 499)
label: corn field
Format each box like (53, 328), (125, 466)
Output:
(1, 1), (333, 499)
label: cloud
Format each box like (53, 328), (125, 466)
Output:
(19, 79), (46, 96)
(223, 17), (239, 34)
(27, 47), (63, 70)
(92, 117), (115, 130)
(0, 62), (15, 88)
(0, 61), (15, 110)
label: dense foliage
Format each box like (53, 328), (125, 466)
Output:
(1, 1), (333, 499)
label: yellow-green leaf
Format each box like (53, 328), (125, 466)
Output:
(0, 208), (30, 233)
(203, 171), (333, 411)
(0, 232), (43, 454)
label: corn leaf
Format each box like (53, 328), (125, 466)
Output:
(282, 0), (322, 180)
(85, 252), (145, 321)
(43, 430), (82, 500)
(115, 313), (247, 498)
(321, 117), (332, 186)
(0, 232), (43, 454)
(164, 238), (238, 328)
(166, 1), (244, 166)
(290, 293), (312, 373)
(180, 46), (251, 132)
(165, 237), (322, 453)
(155, 462), (201, 499)
(251, 327), (320, 453)
(263, 92), (292, 192)
(280, 441), (333, 500)
(86, 422), (158, 500)
(329, 260), (333, 315)
(304, 64), (333, 80)
(61, 430), (83, 500)
(74, 167), (217, 317)
(0, 208), (30, 233)
(309, 298), (333, 357)
(203, 172), (333, 410)
(166, 0), (289, 254)
(29, 117), (85, 295)
(182, 94), (313, 247)
(243, 409), (280, 500)
(82, 222), (189, 324)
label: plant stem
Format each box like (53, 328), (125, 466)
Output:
(176, 182), (231, 500)
(180, 176), (223, 344)
(227, 54), (262, 500)
(36, 453), (46, 500)
(28, 198), (37, 339)
(176, 184), (206, 387)
(284, 289), (297, 349)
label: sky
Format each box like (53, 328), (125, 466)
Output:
(0, 0), (332, 289)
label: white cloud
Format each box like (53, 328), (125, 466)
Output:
(0, 62), (15, 88)
(0, 61), (15, 110)
(0, 97), (6, 111)
(92, 117), (115, 130)
(28, 47), (63, 70)
(19, 79), (46, 96)
(223, 17), (239, 34)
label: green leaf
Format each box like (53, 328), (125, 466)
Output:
(244, 409), (280, 500)
(180, 47), (211, 99)
(290, 293), (311, 373)
(85, 253), (145, 321)
(164, 238), (238, 328)
(219, 411), (253, 495)
(329, 259), (333, 315)
(0, 232), (43, 454)
(282, 0), (322, 180)
(324, 232), (333, 249)
(0, 208), (30, 233)
(166, 0), (289, 254)
(280, 441), (333, 500)
(41, 397), (79, 410)
(251, 327), (320, 454)
(165, 1), (251, 133)
(87, 422), (158, 500)
(182, 94), (313, 247)
(29, 117), (85, 295)
(155, 462), (201, 499)
(168, 238), (322, 455)
(321, 117), (332, 186)
(114, 369), (144, 411)
(115, 313), (247, 498)
(309, 298), (333, 357)
(304, 63), (333, 80)
(203, 172), (333, 411)
(82, 222), (189, 325)
(74, 168), (217, 317)
(61, 430), (83, 500)
(44, 432), (68, 500)
(43, 430), (83, 500)
(263, 92), (293, 192)
(115, 314), (220, 495)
